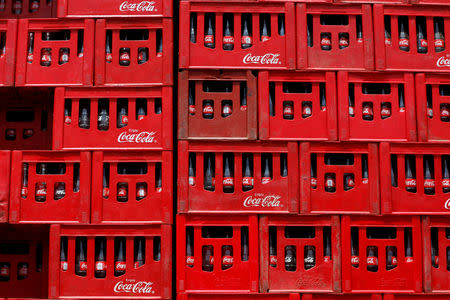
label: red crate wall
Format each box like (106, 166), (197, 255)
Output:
(0, 151), (10, 223)
(178, 141), (299, 214)
(259, 215), (341, 293)
(258, 71), (337, 141)
(0, 20), (17, 86)
(15, 18), (95, 87)
(335, 0), (407, 3)
(176, 214), (259, 293)
(383, 295), (450, 300)
(95, 18), (173, 86)
(91, 151), (173, 224)
(411, 0), (450, 4)
(179, 1), (296, 69)
(178, 294), (300, 300)
(48, 224), (172, 298)
(0, 0), (55, 19)
(341, 216), (422, 293)
(302, 295), (382, 300)
(296, 3), (374, 70)
(52, 87), (173, 150)
(9, 150), (91, 224)
(178, 70), (257, 140)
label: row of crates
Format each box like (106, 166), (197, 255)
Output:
(0, 18), (173, 87)
(177, 214), (449, 294)
(178, 295), (450, 300)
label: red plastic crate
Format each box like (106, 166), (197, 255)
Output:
(9, 150), (91, 224)
(0, 88), (53, 150)
(15, 18), (94, 87)
(416, 73), (450, 143)
(302, 295), (382, 300)
(341, 215), (422, 293)
(260, 215), (341, 293)
(0, 0), (55, 18)
(383, 295), (450, 300)
(338, 72), (416, 142)
(177, 214), (259, 293)
(258, 71), (337, 141)
(0, 151), (10, 223)
(91, 151), (172, 224)
(296, 3), (374, 70)
(95, 18), (173, 86)
(178, 70), (257, 140)
(411, 0), (450, 4)
(0, 224), (49, 299)
(423, 216), (450, 293)
(300, 142), (380, 214)
(380, 143), (450, 215)
(178, 141), (299, 214)
(335, 0), (407, 3)
(48, 224), (171, 299)
(52, 87), (172, 150)
(57, 0), (172, 18)
(178, 294), (300, 300)
(179, 2), (296, 69)
(374, 4), (450, 72)
(0, 20), (17, 86)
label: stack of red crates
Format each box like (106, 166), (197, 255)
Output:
(0, 0), (173, 299)
(177, 0), (450, 299)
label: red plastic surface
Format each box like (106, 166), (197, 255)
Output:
(297, 3), (374, 70)
(9, 150), (91, 224)
(15, 18), (94, 86)
(0, 0), (55, 18)
(178, 141), (299, 214)
(339, 72), (416, 142)
(0, 224), (49, 299)
(52, 87), (172, 150)
(178, 70), (257, 140)
(341, 216), (423, 293)
(91, 151), (173, 224)
(258, 71), (337, 141)
(422, 216), (450, 293)
(411, 0), (450, 4)
(335, 0), (407, 3)
(179, 2), (296, 69)
(302, 295), (382, 300)
(57, 0), (172, 18)
(48, 224), (171, 298)
(300, 142), (380, 214)
(0, 20), (17, 86)
(0, 151), (10, 223)
(380, 143), (450, 215)
(374, 4), (450, 72)
(416, 73), (450, 143)
(260, 215), (341, 293)
(178, 293), (300, 300)
(383, 294), (450, 300)
(176, 214), (259, 293)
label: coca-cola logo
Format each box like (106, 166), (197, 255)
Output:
(114, 279), (155, 294)
(366, 257), (378, 265)
(36, 189), (46, 195)
(304, 256), (314, 263)
(223, 178), (234, 185)
(186, 256), (194, 265)
(243, 53), (281, 65)
(243, 193), (282, 208)
(117, 129), (157, 144)
(351, 256), (359, 264)
(119, 1), (156, 12)
(437, 56), (450, 67)
(115, 262), (126, 270)
(222, 256), (234, 264)
(444, 198), (450, 209)
(399, 39), (409, 46)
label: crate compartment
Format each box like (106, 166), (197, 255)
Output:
(178, 70), (257, 140)
(258, 71), (337, 141)
(0, 20), (17, 86)
(0, 151), (10, 223)
(297, 3), (374, 70)
(91, 151), (172, 224)
(0, 0), (55, 19)
(339, 72), (416, 142)
(179, 2), (296, 69)
(52, 87), (172, 150)
(9, 151), (91, 224)
(178, 141), (299, 214)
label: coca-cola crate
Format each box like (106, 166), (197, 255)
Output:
(258, 71), (337, 141)
(91, 151), (172, 225)
(300, 142), (379, 214)
(179, 2), (296, 69)
(380, 143), (450, 215)
(302, 295), (382, 300)
(338, 72), (417, 142)
(95, 18), (173, 86)
(0, 151), (10, 223)
(52, 87), (172, 150)
(341, 215), (422, 293)
(177, 214), (259, 293)
(374, 4), (450, 72)
(0, 20), (17, 86)
(0, 0), (56, 19)
(15, 18), (94, 87)
(411, 0), (450, 4)
(383, 294), (450, 300)
(296, 3), (374, 71)
(259, 215), (341, 293)
(178, 70), (257, 140)
(416, 73), (450, 143)
(178, 141), (299, 214)
(48, 224), (171, 299)
(422, 216), (450, 293)
(335, 0), (407, 3)
(0, 224), (49, 299)
(0, 88), (53, 150)
(57, 0), (172, 18)
(178, 293), (300, 300)
(9, 150), (91, 224)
